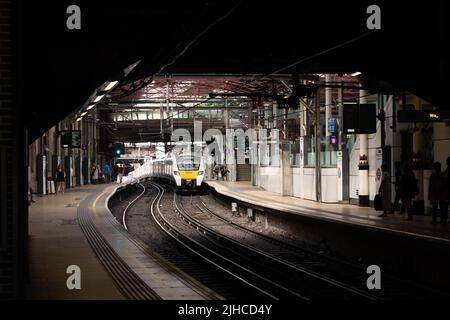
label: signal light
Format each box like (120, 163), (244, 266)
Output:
(113, 143), (125, 156)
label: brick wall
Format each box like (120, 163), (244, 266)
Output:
(0, 0), (27, 299)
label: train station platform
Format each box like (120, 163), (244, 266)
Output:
(28, 182), (217, 300)
(206, 181), (450, 243)
(206, 180), (450, 292)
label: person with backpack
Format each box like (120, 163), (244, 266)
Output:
(401, 162), (418, 221)
(429, 161), (448, 223)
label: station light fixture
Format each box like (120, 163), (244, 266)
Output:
(76, 117), (83, 122)
(104, 80), (119, 91)
(86, 104), (96, 110)
(351, 71), (362, 76)
(80, 111), (87, 117)
(93, 94), (105, 103)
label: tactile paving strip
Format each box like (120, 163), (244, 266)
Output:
(77, 194), (161, 300)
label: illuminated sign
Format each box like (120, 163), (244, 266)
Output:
(328, 117), (337, 134)
(397, 110), (445, 122)
(429, 113), (439, 119)
(330, 135), (338, 145)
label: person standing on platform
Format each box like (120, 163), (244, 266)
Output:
(221, 165), (230, 181)
(401, 163), (418, 221)
(91, 163), (99, 184)
(429, 161), (448, 223)
(55, 165), (66, 194)
(117, 163), (124, 183)
(103, 161), (111, 184)
(213, 163), (220, 180)
(112, 163), (118, 183)
(378, 164), (391, 217)
(389, 161), (405, 215)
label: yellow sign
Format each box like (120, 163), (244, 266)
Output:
(429, 113), (439, 119)
(179, 171), (198, 180)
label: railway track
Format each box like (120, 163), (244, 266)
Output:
(179, 185), (449, 300)
(149, 181), (299, 300)
(144, 181), (379, 300)
(120, 182), (276, 299)
(118, 180), (449, 300)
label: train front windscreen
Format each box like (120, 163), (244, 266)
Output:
(177, 156), (200, 171)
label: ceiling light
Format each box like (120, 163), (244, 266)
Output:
(93, 94), (105, 102)
(80, 112), (87, 117)
(104, 81), (119, 91)
(86, 104), (96, 110)
(76, 117), (83, 122)
(351, 71), (362, 76)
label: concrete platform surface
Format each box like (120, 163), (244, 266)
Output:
(28, 185), (124, 299)
(207, 181), (450, 243)
(28, 182), (215, 300)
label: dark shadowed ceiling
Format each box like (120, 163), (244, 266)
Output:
(19, 0), (449, 142)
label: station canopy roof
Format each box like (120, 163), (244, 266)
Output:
(20, 1), (449, 142)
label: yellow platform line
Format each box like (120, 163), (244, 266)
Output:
(92, 189), (110, 214)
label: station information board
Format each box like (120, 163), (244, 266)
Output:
(61, 130), (81, 148)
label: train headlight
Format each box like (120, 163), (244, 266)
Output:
(174, 171), (179, 175)
(198, 171), (204, 175)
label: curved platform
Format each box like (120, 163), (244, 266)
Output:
(28, 182), (219, 300)
(206, 181), (450, 243)
(206, 180), (450, 293)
